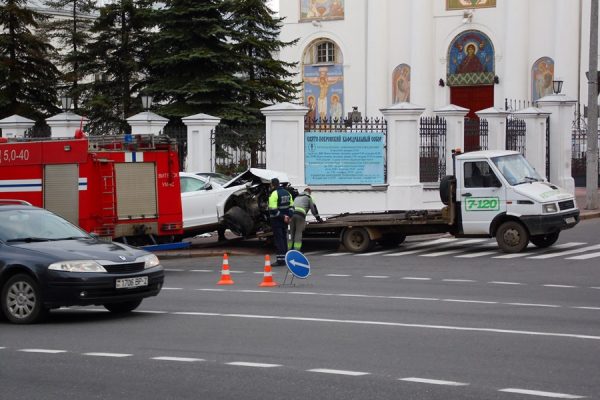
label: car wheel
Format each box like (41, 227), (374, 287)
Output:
(223, 206), (255, 237)
(496, 221), (529, 253)
(104, 299), (143, 313)
(530, 232), (560, 248)
(342, 227), (374, 253)
(1, 274), (48, 324)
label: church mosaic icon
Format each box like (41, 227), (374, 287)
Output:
(446, 0), (496, 10)
(300, 0), (344, 22)
(447, 30), (495, 87)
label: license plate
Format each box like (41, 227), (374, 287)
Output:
(116, 276), (148, 289)
(565, 217), (576, 224)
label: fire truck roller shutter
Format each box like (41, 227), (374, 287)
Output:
(44, 164), (79, 225)
(114, 163), (158, 220)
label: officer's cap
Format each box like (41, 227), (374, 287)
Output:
(271, 178), (279, 186)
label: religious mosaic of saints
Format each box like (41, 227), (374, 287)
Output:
(392, 64), (411, 104)
(447, 0), (496, 10)
(447, 30), (495, 86)
(531, 57), (554, 101)
(300, 0), (344, 21)
(303, 65), (344, 121)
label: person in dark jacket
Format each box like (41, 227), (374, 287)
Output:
(268, 178), (293, 266)
(288, 187), (322, 252)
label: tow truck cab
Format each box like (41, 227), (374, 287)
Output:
(451, 150), (580, 252)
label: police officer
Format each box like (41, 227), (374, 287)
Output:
(268, 178), (293, 266)
(288, 187), (322, 252)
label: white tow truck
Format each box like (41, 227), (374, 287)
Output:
(300, 150), (580, 253)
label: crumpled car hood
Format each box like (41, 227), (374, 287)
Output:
(513, 181), (574, 203)
(223, 168), (290, 188)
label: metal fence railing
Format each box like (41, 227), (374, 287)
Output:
(419, 116), (447, 182)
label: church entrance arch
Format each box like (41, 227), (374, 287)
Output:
(447, 30), (495, 151)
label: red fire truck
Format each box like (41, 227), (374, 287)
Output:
(0, 134), (183, 245)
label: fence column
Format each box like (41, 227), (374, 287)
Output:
(537, 94), (577, 194)
(182, 113), (220, 173)
(513, 107), (551, 180)
(127, 111), (168, 136)
(0, 115), (35, 138)
(380, 102), (425, 209)
(261, 102), (308, 186)
(46, 112), (88, 138)
(476, 107), (509, 151)
(435, 105), (468, 175)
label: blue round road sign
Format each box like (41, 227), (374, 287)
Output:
(285, 250), (310, 279)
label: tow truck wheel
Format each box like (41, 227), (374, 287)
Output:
(496, 221), (529, 253)
(378, 233), (407, 248)
(342, 227), (374, 253)
(530, 232), (560, 248)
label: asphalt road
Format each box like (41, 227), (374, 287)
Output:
(1, 220), (599, 399)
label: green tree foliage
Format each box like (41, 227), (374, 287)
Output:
(0, 0), (60, 119)
(80, 0), (154, 135)
(226, 0), (299, 124)
(42, 0), (97, 110)
(147, 0), (240, 121)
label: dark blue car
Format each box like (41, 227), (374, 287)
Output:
(0, 200), (164, 324)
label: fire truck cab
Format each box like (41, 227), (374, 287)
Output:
(0, 134), (183, 245)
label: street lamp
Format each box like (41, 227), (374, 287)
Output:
(552, 79), (563, 95)
(141, 94), (153, 111)
(60, 95), (72, 112)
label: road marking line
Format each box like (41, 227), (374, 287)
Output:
(402, 277), (431, 281)
(0, 347), (5, 350)
(135, 310), (169, 314)
(528, 243), (600, 259)
(422, 250), (466, 257)
(230, 271), (245, 274)
(196, 289), (226, 292)
(498, 388), (584, 398)
(355, 250), (396, 256)
(572, 306), (600, 310)
(191, 269), (213, 272)
(327, 274), (351, 277)
(152, 357), (204, 362)
(227, 362), (282, 368)
(442, 279), (477, 282)
(456, 251), (498, 258)
(591, 287), (600, 290)
(19, 349), (67, 354)
(493, 242), (586, 259)
(324, 252), (352, 257)
(164, 268), (184, 272)
(384, 238), (459, 256)
(566, 251), (600, 260)
(176, 312), (600, 340)
(543, 284), (577, 288)
(83, 352), (132, 357)
(400, 377), (469, 386)
(506, 303), (560, 308)
(162, 287), (183, 290)
(308, 368), (370, 376)
(443, 299), (498, 304)
(364, 275), (389, 279)
(240, 290), (271, 293)
(489, 281), (524, 285)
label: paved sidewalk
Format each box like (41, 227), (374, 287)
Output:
(575, 187), (600, 220)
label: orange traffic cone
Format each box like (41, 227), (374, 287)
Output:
(217, 253), (234, 285)
(259, 255), (278, 287)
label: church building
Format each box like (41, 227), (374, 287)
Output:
(278, 0), (595, 119)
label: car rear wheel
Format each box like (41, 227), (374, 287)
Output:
(104, 299), (143, 313)
(1, 274), (48, 324)
(223, 206), (255, 237)
(530, 232), (560, 248)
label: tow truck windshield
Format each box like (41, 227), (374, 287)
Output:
(492, 154), (542, 186)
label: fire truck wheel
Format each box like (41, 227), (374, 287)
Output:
(104, 299), (143, 313)
(223, 206), (254, 237)
(1, 274), (49, 324)
(496, 220), (529, 253)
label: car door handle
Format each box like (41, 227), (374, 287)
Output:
(462, 192), (472, 197)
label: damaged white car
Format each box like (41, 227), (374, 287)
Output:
(180, 169), (296, 238)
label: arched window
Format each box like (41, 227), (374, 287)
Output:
(302, 39), (344, 121)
